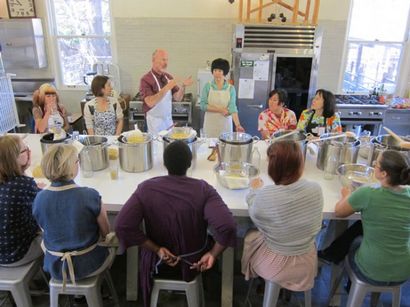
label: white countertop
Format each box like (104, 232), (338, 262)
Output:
(23, 134), (344, 218)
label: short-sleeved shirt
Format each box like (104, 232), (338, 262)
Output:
(258, 108), (297, 136)
(139, 70), (179, 113)
(200, 80), (238, 114)
(349, 186), (410, 282)
(83, 97), (123, 135)
(33, 104), (68, 133)
(297, 109), (342, 135)
(0, 176), (39, 264)
(32, 180), (109, 281)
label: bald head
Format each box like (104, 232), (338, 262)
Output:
(152, 49), (168, 73)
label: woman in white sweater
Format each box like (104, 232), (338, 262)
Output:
(242, 140), (323, 291)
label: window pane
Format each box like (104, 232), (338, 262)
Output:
(53, 0), (111, 36)
(58, 38), (111, 86)
(349, 0), (410, 41)
(343, 43), (402, 93)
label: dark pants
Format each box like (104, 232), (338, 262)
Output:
(322, 220), (363, 264)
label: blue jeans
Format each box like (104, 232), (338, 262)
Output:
(348, 240), (405, 287)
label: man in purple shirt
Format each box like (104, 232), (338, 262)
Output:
(139, 49), (193, 134)
(115, 141), (237, 307)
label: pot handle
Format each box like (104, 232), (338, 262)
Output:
(252, 136), (260, 144)
(307, 142), (318, 156)
(252, 147), (261, 169)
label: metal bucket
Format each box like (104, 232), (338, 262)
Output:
(79, 136), (109, 171)
(118, 133), (153, 172)
(218, 132), (258, 163)
(367, 134), (410, 166)
(161, 136), (204, 163)
(40, 133), (71, 154)
(316, 133), (361, 174)
(270, 130), (307, 159)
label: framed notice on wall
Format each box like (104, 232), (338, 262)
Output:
(6, 0), (37, 18)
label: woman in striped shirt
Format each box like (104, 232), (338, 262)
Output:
(242, 140), (324, 292)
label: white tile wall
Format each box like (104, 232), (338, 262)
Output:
(115, 18), (235, 97)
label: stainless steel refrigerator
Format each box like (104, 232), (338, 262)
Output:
(232, 24), (323, 136)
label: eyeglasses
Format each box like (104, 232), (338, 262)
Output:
(20, 147), (30, 155)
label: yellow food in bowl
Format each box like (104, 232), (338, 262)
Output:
(171, 133), (190, 139)
(32, 165), (44, 178)
(108, 148), (119, 160)
(127, 134), (144, 144)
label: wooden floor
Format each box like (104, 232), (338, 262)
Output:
(1, 252), (409, 307)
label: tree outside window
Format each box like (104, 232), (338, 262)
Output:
(50, 0), (111, 86)
(343, 0), (410, 94)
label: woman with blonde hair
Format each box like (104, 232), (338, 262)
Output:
(32, 83), (69, 134)
(0, 135), (42, 266)
(32, 144), (115, 284)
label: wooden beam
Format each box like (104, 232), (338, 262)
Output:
(250, 1), (276, 13)
(292, 0), (299, 23)
(312, 0), (320, 25)
(239, 0), (243, 22)
(304, 0), (311, 23)
(246, 0), (251, 21)
(258, 0), (263, 22)
(278, 1), (305, 17)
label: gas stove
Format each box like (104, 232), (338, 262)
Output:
(335, 95), (387, 135)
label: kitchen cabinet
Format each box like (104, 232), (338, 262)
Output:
(0, 18), (47, 69)
(383, 109), (410, 136)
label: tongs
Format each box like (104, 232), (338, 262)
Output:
(383, 127), (410, 149)
(309, 131), (356, 143)
(269, 130), (299, 142)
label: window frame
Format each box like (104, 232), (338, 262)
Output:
(338, 1), (410, 95)
(47, 0), (113, 90)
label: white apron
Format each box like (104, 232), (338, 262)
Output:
(146, 72), (173, 135)
(203, 83), (233, 138)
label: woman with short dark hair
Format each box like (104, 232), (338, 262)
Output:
(319, 150), (410, 285)
(83, 75), (124, 135)
(297, 89), (342, 136)
(200, 58), (244, 137)
(258, 89), (297, 139)
(242, 140), (323, 292)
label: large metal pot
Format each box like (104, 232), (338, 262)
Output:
(218, 132), (258, 163)
(161, 135), (203, 162)
(367, 134), (410, 166)
(79, 136), (109, 171)
(118, 133), (153, 172)
(316, 133), (361, 174)
(270, 130), (307, 159)
(40, 133), (71, 154)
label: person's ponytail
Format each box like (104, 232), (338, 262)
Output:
(400, 167), (410, 185)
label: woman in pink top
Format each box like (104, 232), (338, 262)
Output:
(258, 89), (297, 139)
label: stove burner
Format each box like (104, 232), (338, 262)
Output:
(335, 95), (383, 106)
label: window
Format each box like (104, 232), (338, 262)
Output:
(342, 0), (410, 94)
(49, 0), (112, 87)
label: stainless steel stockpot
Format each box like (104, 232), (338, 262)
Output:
(161, 135), (204, 162)
(316, 133), (361, 174)
(367, 134), (410, 166)
(118, 133), (153, 173)
(218, 132), (259, 163)
(79, 136), (109, 171)
(40, 133), (71, 154)
(270, 130), (307, 159)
